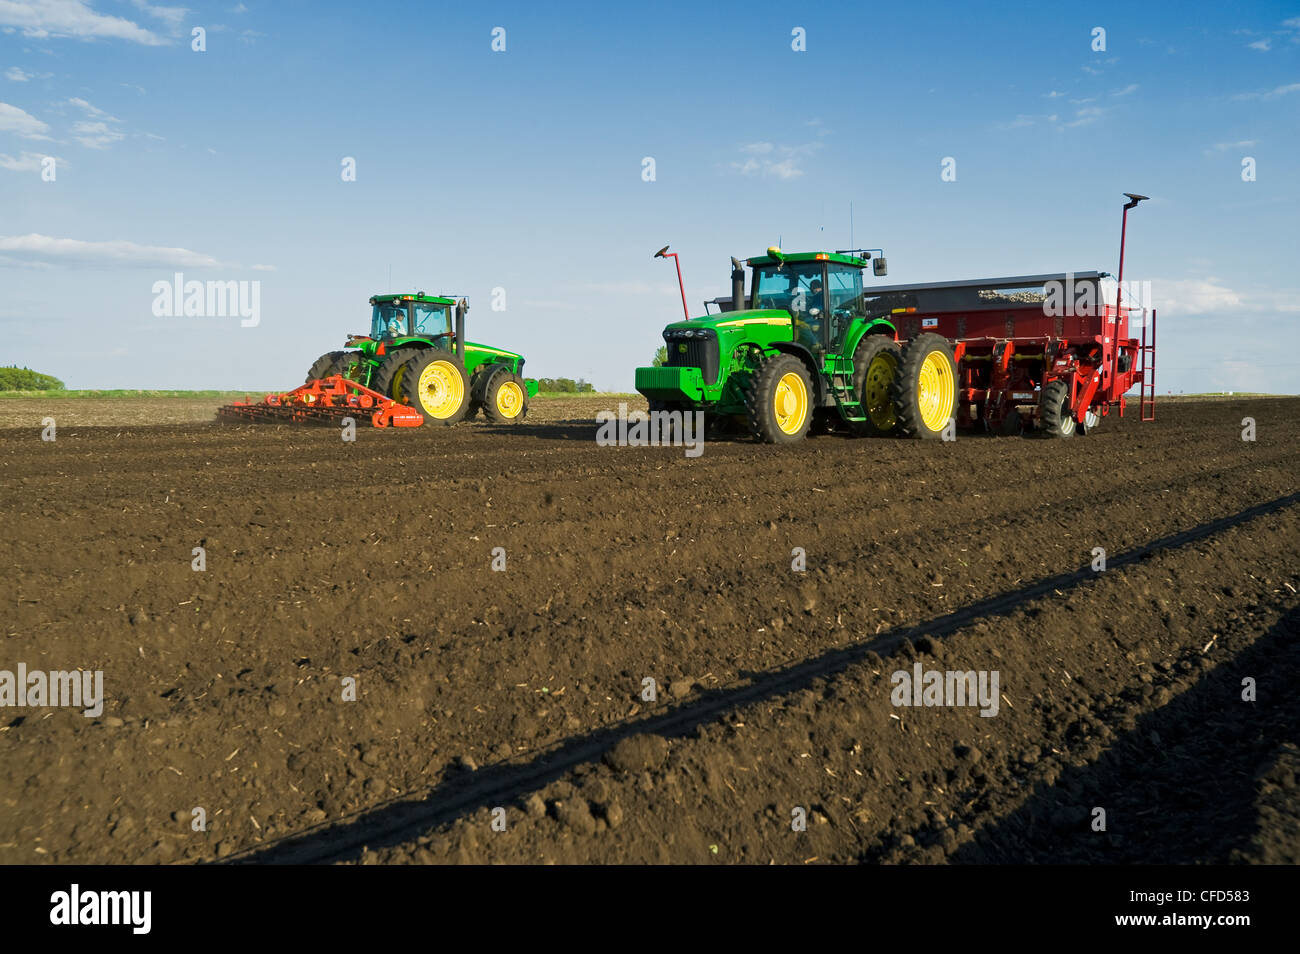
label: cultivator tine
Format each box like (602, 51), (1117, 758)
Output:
(216, 375), (424, 427)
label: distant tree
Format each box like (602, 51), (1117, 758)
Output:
(536, 377), (598, 393)
(652, 346), (668, 367)
(0, 366), (65, 391)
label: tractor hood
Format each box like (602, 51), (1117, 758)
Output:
(463, 340), (524, 363)
(662, 308), (792, 337)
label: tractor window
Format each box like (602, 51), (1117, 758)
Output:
(414, 303), (450, 338)
(754, 263), (826, 315)
(371, 301), (409, 339)
(826, 264), (863, 349)
(755, 262), (826, 354)
(827, 265), (863, 315)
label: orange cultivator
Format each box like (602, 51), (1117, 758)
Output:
(216, 375), (424, 428)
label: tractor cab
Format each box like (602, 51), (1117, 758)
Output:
(746, 249), (886, 356)
(369, 293), (455, 343)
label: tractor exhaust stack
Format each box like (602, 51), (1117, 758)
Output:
(730, 257), (746, 311)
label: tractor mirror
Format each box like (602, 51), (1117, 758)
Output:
(873, 257), (888, 277)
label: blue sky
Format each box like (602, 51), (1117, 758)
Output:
(1, 0), (1297, 392)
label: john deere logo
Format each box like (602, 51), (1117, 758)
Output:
(677, 344), (688, 353)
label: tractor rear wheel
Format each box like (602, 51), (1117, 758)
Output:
(481, 367), (529, 423)
(400, 351), (471, 425)
(892, 333), (958, 439)
(1039, 379), (1076, 438)
(745, 353), (813, 444)
(372, 348), (421, 400)
(850, 335), (903, 436)
(306, 351), (348, 384)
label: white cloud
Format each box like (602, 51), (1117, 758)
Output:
(1066, 105), (1107, 127)
(1248, 39), (1271, 51)
(1044, 90), (1063, 99)
(71, 118), (123, 148)
(68, 95), (114, 119)
(128, 0), (187, 30)
(0, 233), (223, 268)
(1206, 139), (1257, 153)
(0, 0), (167, 45)
(250, 263), (275, 271)
(0, 149), (59, 171)
(1112, 83), (1139, 97)
(0, 100), (49, 138)
(1151, 277), (1300, 317)
(5, 65), (31, 81)
(729, 140), (822, 179)
(66, 96), (125, 147)
(1000, 113), (1060, 129)
(1152, 278), (1243, 315)
(1232, 82), (1300, 101)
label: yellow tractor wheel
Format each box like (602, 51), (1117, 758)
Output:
(892, 333), (958, 439)
(400, 351), (471, 425)
(849, 335), (903, 436)
(480, 367), (529, 424)
(744, 353), (814, 444)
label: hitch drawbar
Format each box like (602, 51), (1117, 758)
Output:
(216, 374), (424, 427)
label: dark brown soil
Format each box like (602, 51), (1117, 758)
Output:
(0, 396), (1296, 864)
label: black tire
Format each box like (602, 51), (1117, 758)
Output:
(744, 353), (814, 444)
(1039, 379), (1076, 438)
(892, 333), (958, 440)
(849, 335), (903, 436)
(480, 366), (529, 424)
(400, 350), (471, 425)
(306, 351), (348, 383)
(371, 347), (422, 399)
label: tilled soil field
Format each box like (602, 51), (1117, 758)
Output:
(1, 396), (1296, 864)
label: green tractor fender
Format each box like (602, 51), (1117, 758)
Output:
(843, 319), (899, 360)
(768, 340), (828, 406)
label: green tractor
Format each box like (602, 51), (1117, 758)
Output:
(634, 248), (957, 443)
(307, 293), (538, 426)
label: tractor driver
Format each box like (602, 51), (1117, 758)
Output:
(386, 307), (405, 337)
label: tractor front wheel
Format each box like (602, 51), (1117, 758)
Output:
(1039, 379), (1077, 438)
(745, 353), (813, 444)
(481, 367), (529, 424)
(850, 335), (903, 436)
(892, 333), (958, 439)
(401, 351), (471, 425)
